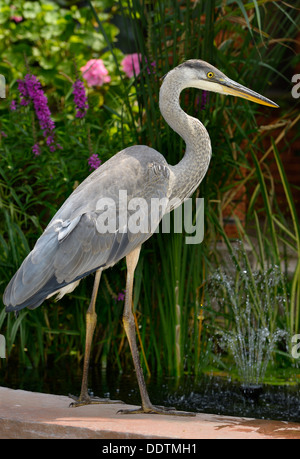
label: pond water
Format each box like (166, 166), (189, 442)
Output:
(1, 361), (300, 422)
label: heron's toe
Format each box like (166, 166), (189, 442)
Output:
(117, 404), (196, 416)
(68, 393), (124, 407)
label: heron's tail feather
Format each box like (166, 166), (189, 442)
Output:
(2, 227), (98, 313)
(3, 230), (58, 312)
(4, 266), (101, 313)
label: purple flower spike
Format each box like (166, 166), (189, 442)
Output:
(72, 79), (89, 119)
(88, 153), (101, 170)
(201, 90), (208, 110)
(32, 144), (41, 156)
(46, 135), (54, 146)
(10, 100), (17, 111)
(17, 74), (61, 154)
(18, 79), (30, 106)
(117, 291), (125, 302)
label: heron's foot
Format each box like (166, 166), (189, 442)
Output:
(69, 393), (124, 408)
(117, 404), (196, 417)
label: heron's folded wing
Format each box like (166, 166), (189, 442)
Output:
(53, 210), (154, 284)
(4, 149), (171, 311)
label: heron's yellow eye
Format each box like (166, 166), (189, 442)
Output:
(207, 71), (214, 78)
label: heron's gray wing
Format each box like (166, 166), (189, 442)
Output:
(3, 145), (171, 312)
(52, 145), (171, 284)
(47, 145), (171, 224)
(53, 211), (148, 284)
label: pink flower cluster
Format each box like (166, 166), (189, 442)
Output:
(11, 15), (23, 22)
(80, 54), (156, 89)
(10, 5), (23, 23)
(121, 54), (142, 78)
(80, 59), (111, 87)
(121, 53), (156, 78)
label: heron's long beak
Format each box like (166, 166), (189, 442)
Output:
(220, 77), (279, 108)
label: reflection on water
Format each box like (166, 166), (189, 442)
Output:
(1, 360), (300, 422)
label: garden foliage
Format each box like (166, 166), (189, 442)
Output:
(0, 0), (299, 380)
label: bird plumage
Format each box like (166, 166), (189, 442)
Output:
(3, 58), (277, 314)
(2, 59), (278, 416)
(4, 146), (171, 311)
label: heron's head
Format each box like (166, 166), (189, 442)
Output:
(174, 59), (278, 108)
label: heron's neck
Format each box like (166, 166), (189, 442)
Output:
(159, 73), (212, 203)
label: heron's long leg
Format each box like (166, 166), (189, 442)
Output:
(120, 246), (151, 407)
(118, 246), (195, 416)
(69, 269), (122, 407)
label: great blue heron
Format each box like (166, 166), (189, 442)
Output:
(3, 60), (278, 416)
